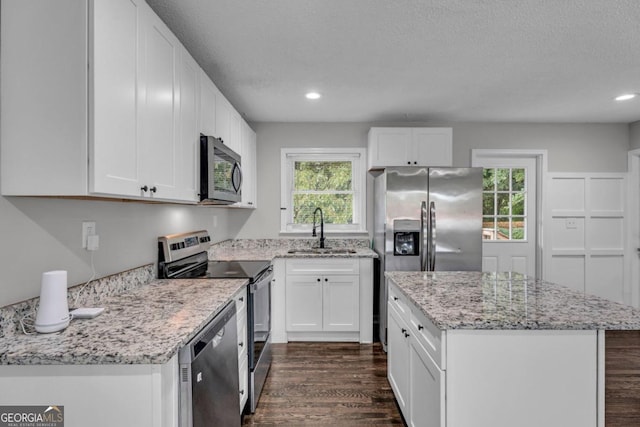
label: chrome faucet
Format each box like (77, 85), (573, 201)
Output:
(312, 207), (325, 248)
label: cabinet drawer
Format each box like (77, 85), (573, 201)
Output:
(286, 258), (359, 275)
(388, 283), (409, 319)
(409, 307), (444, 370)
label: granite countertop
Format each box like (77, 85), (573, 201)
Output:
(386, 271), (640, 331)
(0, 278), (247, 365)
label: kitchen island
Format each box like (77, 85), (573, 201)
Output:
(385, 271), (640, 427)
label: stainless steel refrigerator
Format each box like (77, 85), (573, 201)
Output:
(373, 167), (483, 350)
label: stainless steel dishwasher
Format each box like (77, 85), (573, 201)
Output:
(179, 301), (240, 427)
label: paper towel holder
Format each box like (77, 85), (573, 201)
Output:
(35, 270), (70, 333)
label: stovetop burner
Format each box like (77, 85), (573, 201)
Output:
(157, 231), (270, 281)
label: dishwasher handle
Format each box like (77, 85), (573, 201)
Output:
(180, 301), (237, 363)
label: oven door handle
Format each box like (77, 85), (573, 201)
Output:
(250, 270), (273, 294)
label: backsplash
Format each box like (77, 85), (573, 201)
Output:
(0, 264), (155, 338)
(212, 238), (371, 250)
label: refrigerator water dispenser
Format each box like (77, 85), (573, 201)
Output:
(393, 220), (420, 256)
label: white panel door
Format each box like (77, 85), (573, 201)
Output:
(199, 70), (217, 137)
(140, 9), (180, 199)
(176, 48), (199, 201)
(368, 128), (412, 168)
(409, 340), (445, 427)
(387, 305), (410, 420)
(474, 157), (538, 277)
(322, 275), (359, 331)
(285, 275), (323, 331)
(91, 0), (144, 196)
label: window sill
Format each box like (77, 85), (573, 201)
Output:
(279, 229), (369, 237)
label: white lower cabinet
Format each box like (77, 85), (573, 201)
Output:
(284, 258), (367, 341)
(409, 339), (445, 427)
(286, 273), (359, 332)
(387, 303), (411, 417)
(387, 281), (600, 427)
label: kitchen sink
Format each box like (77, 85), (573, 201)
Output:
(287, 248), (357, 254)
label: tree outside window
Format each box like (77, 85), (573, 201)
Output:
(281, 148), (366, 233)
(482, 168), (526, 240)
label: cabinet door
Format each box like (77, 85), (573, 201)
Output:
(286, 275), (323, 331)
(228, 108), (242, 155)
(91, 0), (145, 196)
(412, 128), (452, 167)
(175, 48), (199, 201)
(139, 8), (181, 200)
(368, 128), (412, 169)
(199, 70), (217, 137)
(409, 340), (445, 427)
(387, 304), (410, 420)
(215, 91), (231, 145)
(240, 121), (257, 208)
(323, 275), (359, 331)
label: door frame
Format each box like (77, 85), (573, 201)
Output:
(471, 149), (548, 278)
(628, 148), (640, 308)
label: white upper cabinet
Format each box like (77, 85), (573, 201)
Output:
(368, 127), (453, 170)
(176, 48), (200, 201)
(91, 0), (144, 197)
(239, 121), (257, 208)
(199, 69), (217, 137)
(1, 0), (251, 205)
(215, 91), (242, 155)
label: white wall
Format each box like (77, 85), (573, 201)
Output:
(237, 122), (630, 239)
(0, 194), (234, 307)
(630, 121), (640, 150)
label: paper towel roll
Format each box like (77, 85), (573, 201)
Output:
(35, 270), (70, 333)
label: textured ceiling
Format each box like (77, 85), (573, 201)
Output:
(145, 0), (640, 123)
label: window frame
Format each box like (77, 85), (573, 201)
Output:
(280, 147), (367, 234)
(482, 167), (528, 241)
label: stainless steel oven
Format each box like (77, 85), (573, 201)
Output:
(247, 265), (273, 413)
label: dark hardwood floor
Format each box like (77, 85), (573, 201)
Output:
(606, 330), (640, 427)
(242, 342), (404, 426)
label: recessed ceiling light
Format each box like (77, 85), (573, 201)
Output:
(615, 93), (637, 101)
(305, 92), (321, 100)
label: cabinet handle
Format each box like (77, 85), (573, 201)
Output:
(317, 278), (321, 282)
(240, 389), (245, 395)
(239, 297), (244, 302)
(407, 161), (411, 165)
(239, 342), (244, 348)
(404, 332), (410, 338)
(324, 278), (328, 282)
(393, 296), (399, 301)
(414, 161), (417, 165)
(418, 325), (424, 331)
(150, 186), (157, 193)
(401, 328), (407, 334)
(141, 185), (148, 192)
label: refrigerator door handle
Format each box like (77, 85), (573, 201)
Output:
(420, 201), (428, 271)
(429, 201), (436, 271)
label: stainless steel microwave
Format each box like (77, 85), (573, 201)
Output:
(199, 135), (242, 204)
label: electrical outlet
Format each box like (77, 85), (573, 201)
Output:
(565, 218), (578, 229)
(82, 221), (96, 248)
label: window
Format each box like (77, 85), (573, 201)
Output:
(482, 167), (527, 240)
(281, 148), (366, 233)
